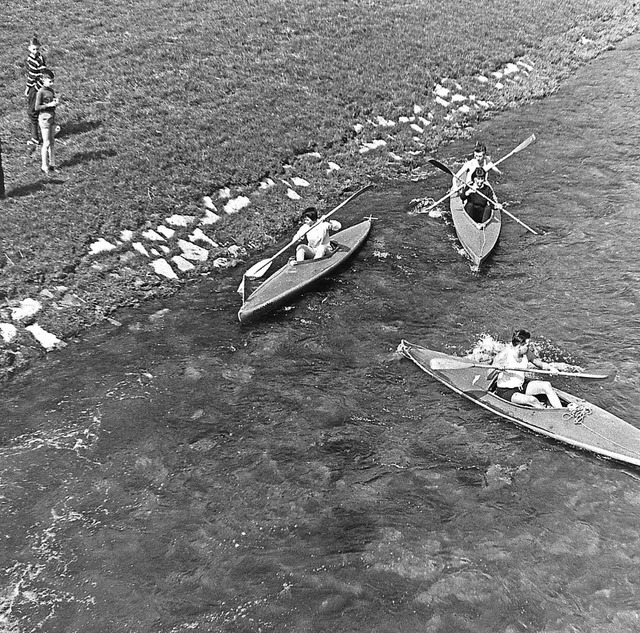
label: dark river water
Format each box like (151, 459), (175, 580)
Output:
(3, 35), (640, 633)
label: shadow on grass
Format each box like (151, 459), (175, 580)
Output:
(59, 148), (117, 168)
(6, 181), (47, 198)
(57, 119), (103, 138)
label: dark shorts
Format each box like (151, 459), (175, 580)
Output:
(495, 380), (530, 402)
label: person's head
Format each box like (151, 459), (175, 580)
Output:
(41, 68), (54, 86)
(472, 168), (485, 185)
(511, 329), (531, 351)
(473, 142), (487, 159)
(300, 207), (318, 224)
(28, 36), (41, 55)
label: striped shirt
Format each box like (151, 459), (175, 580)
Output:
(26, 51), (47, 90)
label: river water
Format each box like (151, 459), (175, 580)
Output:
(3, 35), (640, 633)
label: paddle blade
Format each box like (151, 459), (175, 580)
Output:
(244, 258), (273, 279)
(428, 158), (454, 176)
(430, 357), (473, 371)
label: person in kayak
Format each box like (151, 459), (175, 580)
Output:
(292, 207), (342, 262)
(459, 168), (498, 225)
(453, 142), (501, 186)
(492, 329), (562, 409)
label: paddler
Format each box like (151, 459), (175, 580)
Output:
(291, 207), (342, 263)
(491, 329), (562, 409)
(453, 142), (502, 186)
(459, 168), (498, 225)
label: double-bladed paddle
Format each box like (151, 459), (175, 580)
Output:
(237, 183), (372, 295)
(429, 158), (539, 235)
(429, 357), (608, 379)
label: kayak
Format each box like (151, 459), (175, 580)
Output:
(238, 219), (372, 323)
(399, 339), (640, 468)
(450, 191), (501, 267)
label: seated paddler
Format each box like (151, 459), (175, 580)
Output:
(292, 207), (342, 263)
(459, 168), (498, 225)
(491, 329), (562, 409)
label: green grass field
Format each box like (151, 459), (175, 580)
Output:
(0, 0), (638, 374)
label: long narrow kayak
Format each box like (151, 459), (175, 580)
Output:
(450, 193), (501, 267)
(399, 339), (640, 468)
(238, 219), (372, 323)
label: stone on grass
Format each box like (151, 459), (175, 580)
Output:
(200, 210), (221, 225)
(291, 176), (310, 187)
(120, 230), (134, 241)
(202, 196), (217, 210)
(327, 162), (341, 171)
(410, 123), (424, 134)
(223, 196), (251, 214)
(259, 178), (276, 189)
(435, 96), (450, 108)
(172, 255), (195, 272)
(142, 229), (166, 242)
(0, 323), (17, 342)
(89, 238), (117, 255)
(25, 323), (66, 351)
(165, 214), (196, 227)
(11, 298), (42, 322)
(189, 228), (218, 247)
(132, 242), (150, 257)
(177, 239), (209, 261)
(286, 189), (301, 200)
(156, 225), (175, 239)
(212, 257), (231, 268)
(150, 258), (178, 279)
(434, 85), (450, 98)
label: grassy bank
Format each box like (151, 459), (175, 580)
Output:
(0, 0), (638, 377)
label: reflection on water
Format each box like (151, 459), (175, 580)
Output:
(4, 35), (640, 633)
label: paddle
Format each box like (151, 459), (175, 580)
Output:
(237, 183), (372, 294)
(430, 357), (608, 379)
(429, 158), (539, 235)
(489, 134), (536, 170)
(411, 184), (464, 215)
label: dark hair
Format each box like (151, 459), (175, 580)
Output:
(30, 35), (41, 47)
(301, 207), (317, 222)
(472, 168), (485, 180)
(474, 142), (487, 153)
(512, 329), (531, 346)
(41, 68), (54, 80)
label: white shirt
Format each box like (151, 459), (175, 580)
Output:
(493, 347), (528, 389)
(294, 220), (341, 253)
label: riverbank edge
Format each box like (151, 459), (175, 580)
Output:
(0, 19), (637, 382)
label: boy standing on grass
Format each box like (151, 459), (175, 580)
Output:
(0, 137), (5, 198)
(25, 36), (47, 146)
(35, 69), (59, 175)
